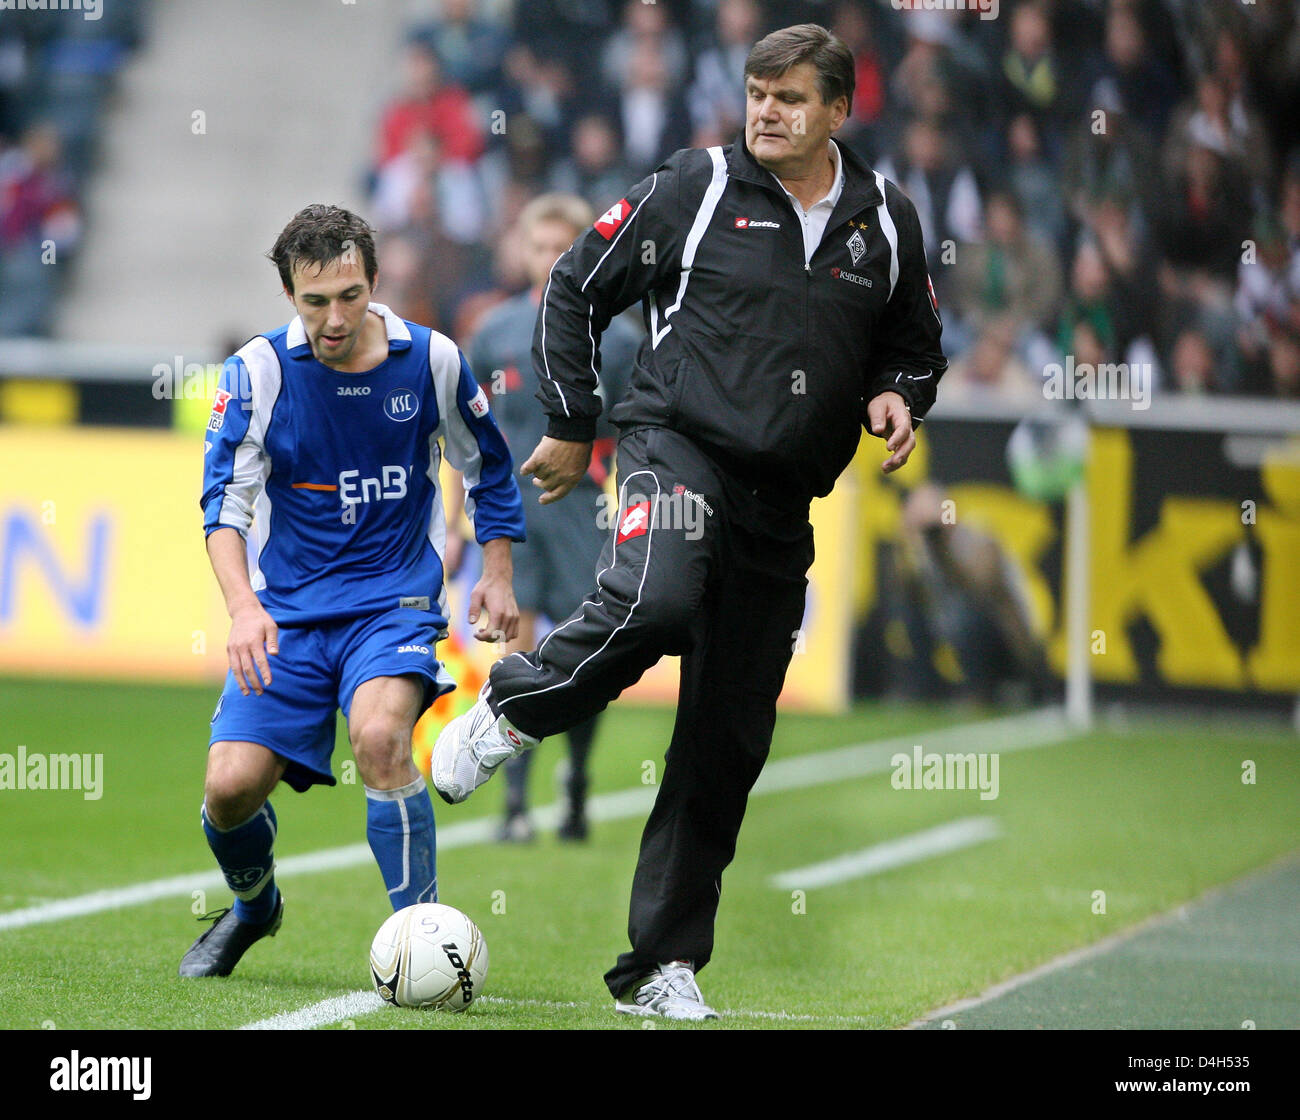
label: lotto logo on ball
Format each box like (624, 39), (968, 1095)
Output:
(616, 500), (651, 544)
(370, 903), (488, 1011)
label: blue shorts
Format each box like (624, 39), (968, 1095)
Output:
(208, 608), (455, 792)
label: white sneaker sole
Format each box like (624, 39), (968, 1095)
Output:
(613, 999), (720, 1021)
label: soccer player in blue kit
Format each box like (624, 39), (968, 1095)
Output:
(181, 205), (524, 978)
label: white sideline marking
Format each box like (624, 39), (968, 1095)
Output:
(242, 990), (386, 1030)
(906, 851), (1300, 1029)
(240, 989), (876, 1029)
(769, 817), (1002, 891)
(0, 707), (1070, 933)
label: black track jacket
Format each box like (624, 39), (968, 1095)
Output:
(533, 134), (947, 502)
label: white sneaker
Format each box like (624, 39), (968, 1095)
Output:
(430, 685), (538, 805)
(614, 961), (720, 1021)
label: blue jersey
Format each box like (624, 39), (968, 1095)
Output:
(201, 302), (524, 627)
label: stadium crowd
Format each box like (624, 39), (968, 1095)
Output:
(366, 0), (1300, 403)
(0, 0), (146, 337)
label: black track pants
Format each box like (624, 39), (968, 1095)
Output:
(487, 426), (814, 996)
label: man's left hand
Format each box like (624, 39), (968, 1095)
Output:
(867, 391), (916, 474)
(469, 538), (520, 643)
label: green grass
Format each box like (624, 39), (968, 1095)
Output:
(0, 677), (1297, 1030)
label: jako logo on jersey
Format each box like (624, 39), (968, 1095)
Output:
(594, 199), (630, 240)
(338, 465), (408, 505)
(735, 217), (780, 229)
(207, 388), (232, 432)
(384, 387), (419, 422)
(467, 385), (490, 418)
(338, 385), (371, 396)
(397, 644), (430, 655)
(927, 273), (941, 317)
(831, 266), (873, 288)
(616, 500), (651, 544)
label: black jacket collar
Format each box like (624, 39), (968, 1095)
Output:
(725, 130), (885, 219)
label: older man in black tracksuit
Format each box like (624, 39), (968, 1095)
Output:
(432, 23), (946, 1020)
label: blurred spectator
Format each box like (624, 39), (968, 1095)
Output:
(943, 316), (1040, 403)
(950, 189), (1062, 343)
(1268, 325), (1300, 399)
(1156, 141), (1252, 373)
(1055, 243), (1120, 367)
(613, 39), (693, 176)
(689, 0), (762, 147)
(997, 0), (1073, 158)
(877, 117), (982, 275)
(1167, 326), (1218, 395)
(601, 0), (690, 93)
(548, 113), (636, 216)
(889, 482), (1053, 705)
(830, 0), (889, 161)
(370, 128), (488, 246)
(1163, 74), (1271, 199)
(376, 40), (484, 169)
(411, 0), (509, 99)
(1089, 3), (1179, 143)
(1006, 112), (1065, 252)
(0, 122), (80, 337)
(1061, 82), (1161, 237)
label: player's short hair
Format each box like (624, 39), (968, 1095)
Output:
(269, 204), (378, 294)
(744, 23), (855, 115)
(518, 193), (595, 238)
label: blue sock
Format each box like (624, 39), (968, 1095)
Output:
(201, 801), (280, 924)
(366, 777), (437, 909)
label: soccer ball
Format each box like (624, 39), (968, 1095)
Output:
(369, 903), (489, 1011)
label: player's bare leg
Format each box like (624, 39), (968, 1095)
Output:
(180, 741), (288, 977)
(349, 675), (439, 908)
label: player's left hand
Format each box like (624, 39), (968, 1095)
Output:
(469, 539), (520, 644)
(867, 391), (916, 474)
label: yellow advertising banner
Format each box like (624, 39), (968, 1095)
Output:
(0, 427), (856, 710)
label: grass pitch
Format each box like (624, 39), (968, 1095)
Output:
(1, 678), (1297, 1030)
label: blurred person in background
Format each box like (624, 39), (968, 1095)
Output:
(450, 193), (639, 844)
(891, 482), (1052, 706)
(375, 38), (484, 171)
(548, 113), (637, 216)
(829, 0), (889, 161)
(0, 122), (79, 337)
(612, 38), (694, 176)
(1156, 139), (1252, 383)
(410, 0), (509, 102)
(997, 0), (1073, 163)
(689, 0), (762, 147)
(943, 315), (1039, 403)
(1166, 325), (1218, 396)
(601, 0), (690, 93)
(950, 188), (1062, 354)
(877, 116), (982, 297)
(1061, 79), (1161, 246)
(1005, 112), (1066, 253)
(1266, 322), (1300, 399)
(1089, 2), (1178, 144)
